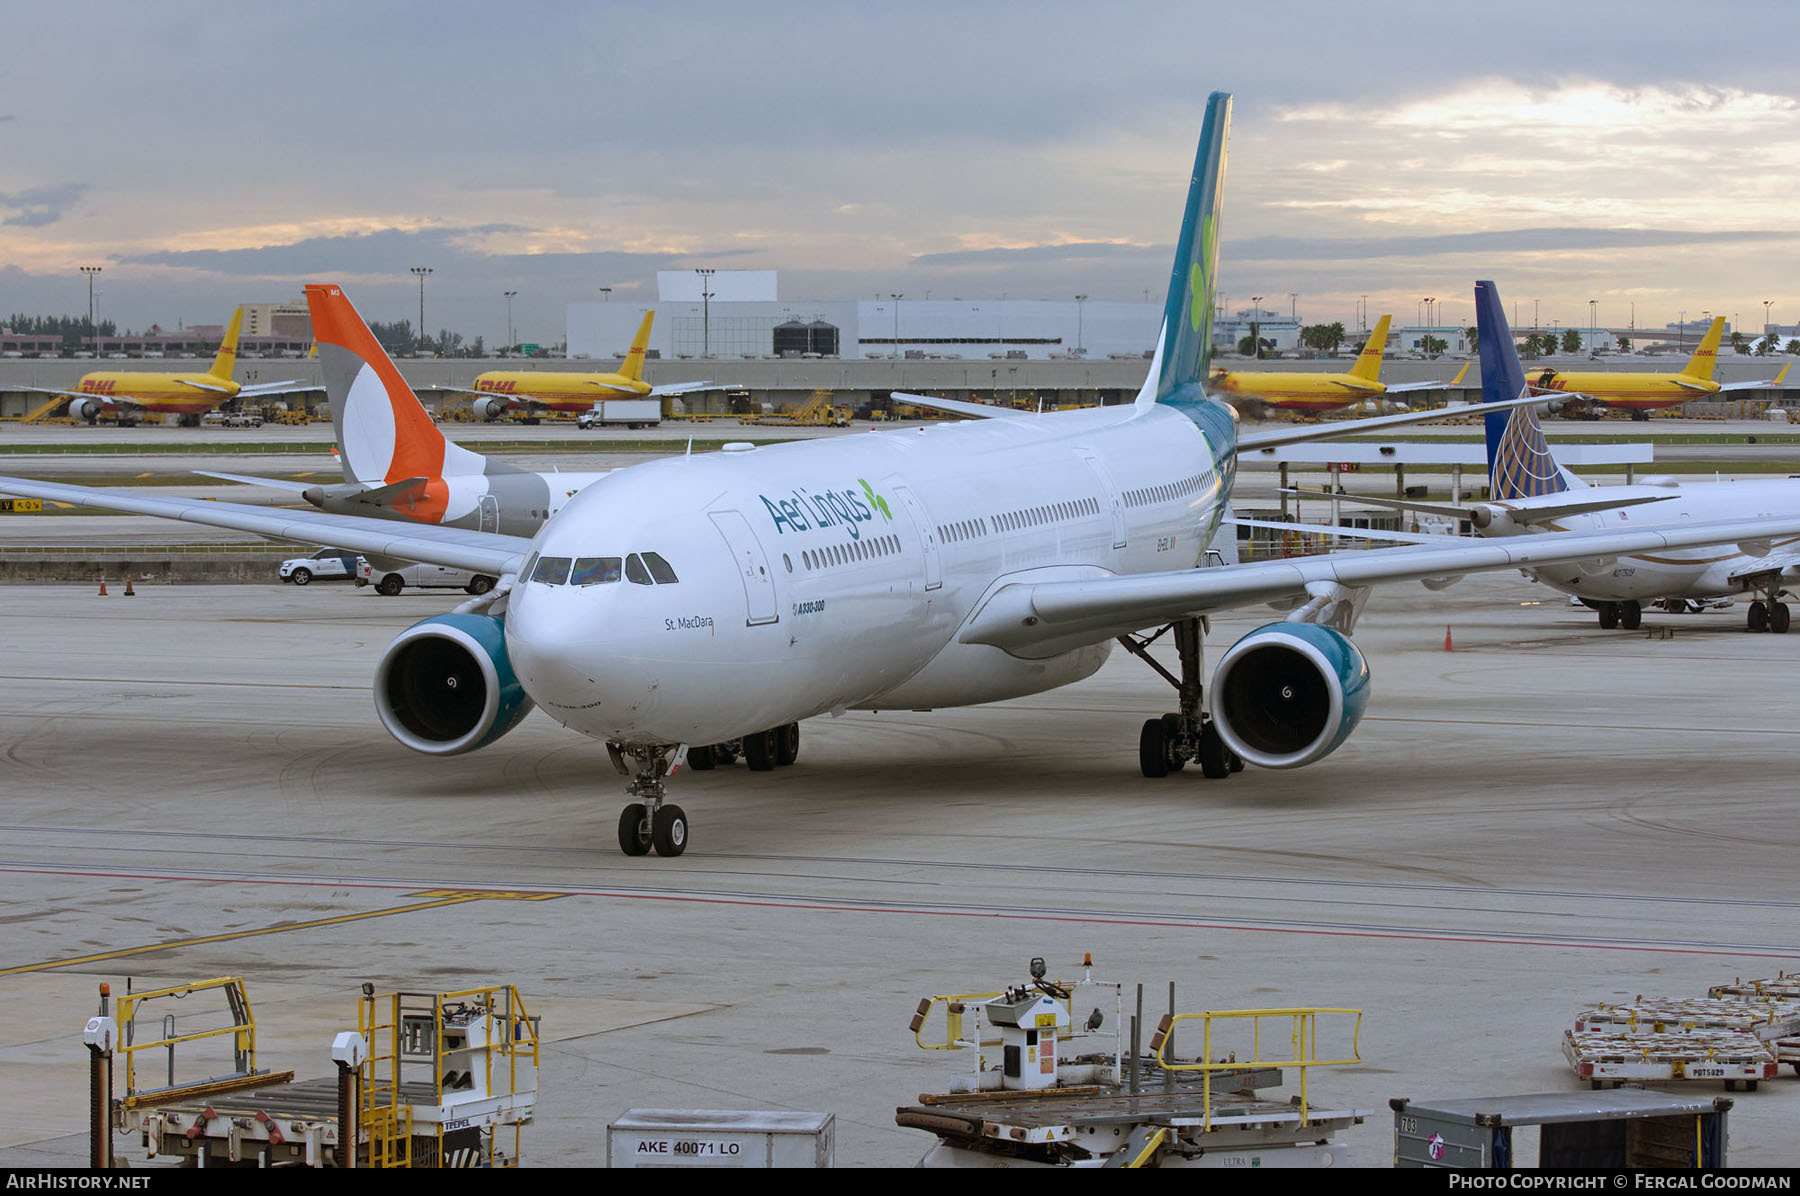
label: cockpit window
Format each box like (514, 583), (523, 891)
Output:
(570, 556), (622, 585)
(625, 553), (654, 585)
(641, 551), (679, 584)
(530, 555), (572, 585)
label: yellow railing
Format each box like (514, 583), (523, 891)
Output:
(909, 991), (1005, 1051)
(116, 977), (265, 1107)
(1150, 1007), (1362, 1130)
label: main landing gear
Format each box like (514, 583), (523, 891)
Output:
(1119, 618), (1242, 780)
(1593, 600), (1642, 631)
(609, 743), (689, 858)
(685, 723), (800, 772)
(1747, 600), (1791, 634)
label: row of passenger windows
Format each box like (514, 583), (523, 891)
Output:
(991, 496), (1100, 535)
(1124, 473), (1208, 509)
(800, 534), (902, 572)
(523, 550), (680, 587)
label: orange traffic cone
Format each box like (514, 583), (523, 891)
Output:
(97, 575), (108, 596)
(1444, 624), (1454, 651)
(124, 576), (136, 597)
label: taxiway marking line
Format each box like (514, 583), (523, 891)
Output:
(0, 890), (555, 977)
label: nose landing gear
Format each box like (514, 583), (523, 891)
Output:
(609, 743), (688, 857)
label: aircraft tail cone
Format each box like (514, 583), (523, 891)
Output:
(97, 575), (107, 596)
(1444, 624), (1453, 652)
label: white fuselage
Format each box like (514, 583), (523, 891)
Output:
(1493, 478), (1800, 602)
(504, 404), (1228, 747)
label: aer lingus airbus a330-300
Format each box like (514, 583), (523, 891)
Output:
(8, 93), (1800, 859)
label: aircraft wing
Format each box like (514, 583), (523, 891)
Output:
(1225, 515), (1458, 546)
(10, 386), (146, 410)
(194, 470), (315, 493)
(1728, 549), (1800, 585)
(1381, 364), (1470, 394)
(1279, 486), (1676, 524)
(0, 476), (531, 576)
(235, 379), (315, 397)
(889, 391), (1032, 420)
(957, 512), (1800, 659)
(1235, 390), (1553, 452)
(647, 381), (736, 398)
(174, 378), (234, 394)
(1716, 365), (1790, 392)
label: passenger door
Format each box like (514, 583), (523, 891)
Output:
(708, 509), (780, 626)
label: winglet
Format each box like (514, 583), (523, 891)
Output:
(1450, 362), (1470, 387)
(208, 307), (244, 380)
(1137, 91), (1231, 408)
(1346, 315), (1393, 382)
(1776, 363), (1791, 386)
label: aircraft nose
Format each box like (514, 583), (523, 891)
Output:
(505, 593), (656, 728)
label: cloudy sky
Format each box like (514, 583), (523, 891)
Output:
(4, 1), (1799, 345)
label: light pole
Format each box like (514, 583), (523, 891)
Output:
(1359, 294), (1367, 333)
(1249, 295), (1263, 357)
(1074, 294), (1087, 357)
(504, 291), (517, 354)
(695, 269), (715, 357)
(1678, 310), (1685, 354)
(1288, 292), (1298, 321)
(599, 287), (611, 302)
(80, 266), (102, 357)
(889, 293), (903, 356)
(1765, 299), (1773, 337)
(410, 267), (432, 354)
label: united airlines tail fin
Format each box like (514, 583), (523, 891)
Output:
(208, 307), (244, 380)
(1679, 316), (1726, 382)
(304, 283), (487, 491)
(618, 311), (655, 383)
(1476, 280), (1576, 500)
(1345, 314), (1393, 382)
(1136, 91), (1231, 411)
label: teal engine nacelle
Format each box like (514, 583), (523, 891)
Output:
(1211, 622), (1370, 769)
(374, 613), (534, 755)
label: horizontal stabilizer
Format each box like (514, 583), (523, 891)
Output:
(235, 379), (314, 397)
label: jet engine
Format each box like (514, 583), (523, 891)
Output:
(1468, 505), (1519, 534)
(1210, 622), (1370, 770)
(67, 397), (105, 422)
(374, 613), (534, 755)
(471, 396), (511, 422)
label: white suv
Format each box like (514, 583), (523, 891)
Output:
(279, 549), (365, 585)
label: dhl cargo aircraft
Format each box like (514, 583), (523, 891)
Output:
(16, 308), (309, 426)
(441, 310), (731, 421)
(1528, 316), (1788, 419)
(1208, 314), (1467, 415)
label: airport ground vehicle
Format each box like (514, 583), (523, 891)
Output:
(576, 398), (661, 429)
(84, 976), (537, 1168)
(360, 558), (495, 596)
(280, 549), (364, 585)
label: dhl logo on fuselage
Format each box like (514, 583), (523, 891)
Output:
(79, 380), (117, 394)
(476, 380), (519, 393)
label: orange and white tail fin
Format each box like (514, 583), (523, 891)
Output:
(208, 307), (244, 380)
(305, 283), (486, 488)
(618, 311), (655, 382)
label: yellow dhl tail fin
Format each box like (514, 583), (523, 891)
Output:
(1347, 314), (1393, 382)
(209, 307), (244, 379)
(1680, 316), (1726, 381)
(618, 311), (655, 382)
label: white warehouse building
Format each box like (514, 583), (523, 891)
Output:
(568, 271), (1182, 364)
